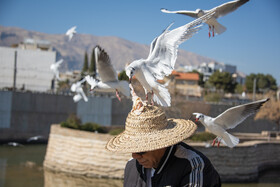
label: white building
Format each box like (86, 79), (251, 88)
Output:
(0, 46), (56, 92)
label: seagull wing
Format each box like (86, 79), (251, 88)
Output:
(148, 22), (174, 57)
(161, 8), (199, 19)
(146, 10), (214, 80)
(209, 0), (249, 19)
(56, 59), (64, 66)
(66, 26), (77, 35)
(213, 98), (269, 129)
(95, 46), (118, 83)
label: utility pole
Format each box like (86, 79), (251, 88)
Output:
(13, 50), (17, 91)
(253, 78), (256, 101)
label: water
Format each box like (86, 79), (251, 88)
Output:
(0, 144), (279, 187)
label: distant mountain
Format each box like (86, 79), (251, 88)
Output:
(0, 25), (216, 72)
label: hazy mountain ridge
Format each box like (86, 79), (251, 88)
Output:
(0, 25), (215, 72)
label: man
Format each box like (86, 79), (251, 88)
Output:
(106, 101), (221, 187)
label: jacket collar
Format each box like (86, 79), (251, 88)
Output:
(136, 144), (177, 179)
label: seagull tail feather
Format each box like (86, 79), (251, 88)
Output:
(118, 81), (130, 97)
(213, 22), (226, 35)
(153, 85), (171, 107)
(221, 132), (239, 148)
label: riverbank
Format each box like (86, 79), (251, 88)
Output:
(43, 125), (280, 182)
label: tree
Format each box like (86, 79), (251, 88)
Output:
(89, 48), (96, 78)
(81, 51), (89, 77)
(118, 70), (129, 81)
(245, 73), (277, 93)
(208, 71), (237, 93)
(57, 79), (70, 92)
(255, 99), (280, 131)
(192, 70), (204, 87)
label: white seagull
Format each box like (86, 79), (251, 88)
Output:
(7, 142), (23, 147)
(85, 46), (130, 101)
(125, 11), (215, 107)
(161, 0), (249, 37)
(50, 59), (63, 81)
(27, 135), (43, 142)
(66, 26), (77, 41)
(71, 78), (88, 102)
(193, 98), (269, 148)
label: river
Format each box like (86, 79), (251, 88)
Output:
(0, 144), (279, 187)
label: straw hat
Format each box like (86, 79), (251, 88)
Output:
(106, 104), (197, 153)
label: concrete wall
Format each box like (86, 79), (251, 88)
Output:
(76, 97), (133, 126)
(0, 91), (12, 128)
(0, 91), (132, 142)
(77, 96), (113, 125)
(0, 90), (276, 142)
(44, 125), (280, 183)
(0, 91), (76, 142)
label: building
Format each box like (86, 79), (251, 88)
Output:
(167, 71), (201, 97)
(60, 70), (81, 83)
(0, 45), (56, 92)
(185, 62), (245, 85)
(16, 38), (53, 51)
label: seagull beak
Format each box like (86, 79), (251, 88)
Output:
(129, 77), (132, 83)
(195, 118), (199, 122)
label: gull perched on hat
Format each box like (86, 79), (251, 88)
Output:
(106, 89), (197, 153)
(161, 0), (249, 37)
(125, 10), (215, 107)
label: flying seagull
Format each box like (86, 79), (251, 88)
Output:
(71, 78), (88, 102)
(50, 59), (63, 81)
(7, 142), (23, 147)
(193, 98), (269, 148)
(85, 46), (130, 101)
(27, 135), (43, 142)
(66, 26), (77, 41)
(125, 10), (215, 107)
(161, 0), (249, 37)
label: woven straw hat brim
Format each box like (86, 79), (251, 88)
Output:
(106, 119), (197, 153)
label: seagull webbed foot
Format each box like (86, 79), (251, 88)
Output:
(151, 91), (154, 106)
(116, 89), (121, 102)
(212, 137), (217, 147)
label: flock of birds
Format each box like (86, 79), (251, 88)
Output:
(7, 135), (44, 147)
(48, 0), (271, 148)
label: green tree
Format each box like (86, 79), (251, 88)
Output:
(118, 70), (129, 81)
(81, 51), (89, 77)
(245, 73), (277, 93)
(89, 48), (96, 78)
(192, 70), (204, 87)
(208, 71), (237, 93)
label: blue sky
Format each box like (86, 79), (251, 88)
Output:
(0, 0), (280, 86)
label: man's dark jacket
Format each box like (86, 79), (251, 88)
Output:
(124, 142), (221, 187)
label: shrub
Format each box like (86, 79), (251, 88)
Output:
(204, 93), (222, 103)
(60, 114), (82, 129)
(109, 128), (125, 135)
(80, 122), (108, 133)
(60, 115), (108, 133)
(189, 132), (216, 142)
